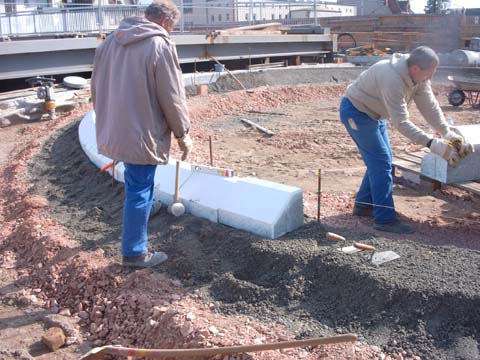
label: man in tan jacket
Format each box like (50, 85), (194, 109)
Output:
(340, 46), (473, 234)
(91, 0), (192, 267)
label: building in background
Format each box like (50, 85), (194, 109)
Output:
(337, 0), (410, 16)
(181, 0), (356, 27)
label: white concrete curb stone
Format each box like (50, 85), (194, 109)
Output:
(78, 111), (304, 239)
(421, 124), (480, 183)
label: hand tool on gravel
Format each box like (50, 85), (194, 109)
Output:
(80, 334), (357, 360)
(326, 232), (363, 254)
(326, 232), (346, 242)
(327, 233), (398, 265)
(240, 118), (275, 136)
(352, 242), (400, 266)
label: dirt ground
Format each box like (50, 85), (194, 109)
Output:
(1, 68), (480, 360)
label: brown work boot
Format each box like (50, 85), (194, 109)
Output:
(122, 251), (168, 268)
(373, 220), (414, 234)
(352, 206), (373, 217)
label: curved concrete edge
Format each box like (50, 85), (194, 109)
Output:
(78, 110), (304, 239)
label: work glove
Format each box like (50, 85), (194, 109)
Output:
(444, 127), (475, 158)
(429, 138), (461, 167)
(177, 133), (193, 161)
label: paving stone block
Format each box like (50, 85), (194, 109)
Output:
(421, 125), (480, 184)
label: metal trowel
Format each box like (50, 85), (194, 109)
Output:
(325, 232), (362, 254)
(351, 243), (400, 266)
(327, 233), (400, 265)
(371, 250), (400, 265)
(338, 242), (373, 255)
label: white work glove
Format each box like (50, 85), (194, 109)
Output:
(429, 138), (461, 167)
(444, 127), (475, 158)
(177, 133), (193, 161)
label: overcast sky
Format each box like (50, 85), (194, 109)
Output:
(409, 0), (479, 13)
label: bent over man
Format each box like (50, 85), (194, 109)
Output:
(340, 46), (473, 234)
(91, 0), (193, 267)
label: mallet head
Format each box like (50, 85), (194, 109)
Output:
(171, 202), (185, 217)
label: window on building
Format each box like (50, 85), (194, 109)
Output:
(4, 0), (16, 13)
(183, 0), (193, 14)
(219, 14), (222, 21)
(271, 14), (275, 19)
(211, 15), (215, 22)
(245, 13), (249, 20)
(226, 13), (230, 20)
(253, 13), (256, 20)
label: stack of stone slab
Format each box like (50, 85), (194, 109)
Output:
(421, 124), (480, 184)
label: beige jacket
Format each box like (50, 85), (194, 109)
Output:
(345, 53), (449, 146)
(91, 16), (190, 164)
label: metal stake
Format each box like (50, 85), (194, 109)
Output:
(194, 59), (197, 86)
(317, 168), (321, 222)
(209, 136), (213, 166)
(111, 162), (115, 188)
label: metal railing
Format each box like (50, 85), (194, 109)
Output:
(0, 2), (347, 37)
(0, 6), (145, 36)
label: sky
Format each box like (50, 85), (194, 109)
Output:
(410, 0), (479, 13)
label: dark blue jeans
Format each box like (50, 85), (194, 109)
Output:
(339, 97), (396, 224)
(122, 163), (157, 257)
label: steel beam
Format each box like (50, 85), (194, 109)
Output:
(0, 33), (336, 80)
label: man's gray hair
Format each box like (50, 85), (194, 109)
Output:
(407, 46), (439, 70)
(145, 0), (180, 24)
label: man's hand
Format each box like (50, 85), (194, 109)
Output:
(429, 138), (461, 167)
(177, 133), (193, 161)
(444, 127), (475, 158)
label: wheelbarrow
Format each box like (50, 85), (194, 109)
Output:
(447, 75), (480, 108)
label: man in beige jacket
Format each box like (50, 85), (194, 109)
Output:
(91, 0), (192, 267)
(340, 46), (473, 234)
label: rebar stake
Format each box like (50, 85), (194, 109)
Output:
(317, 168), (321, 222)
(112, 162), (115, 188)
(209, 136), (213, 166)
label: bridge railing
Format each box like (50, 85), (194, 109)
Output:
(0, 2), (341, 37)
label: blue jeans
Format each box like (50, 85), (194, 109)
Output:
(122, 163), (157, 257)
(339, 97), (396, 224)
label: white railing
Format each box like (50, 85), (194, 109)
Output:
(0, 2), (345, 37)
(0, 6), (146, 36)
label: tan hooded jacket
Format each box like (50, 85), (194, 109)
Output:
(91, 16), (190, 164)
(345, 53), (450, 146)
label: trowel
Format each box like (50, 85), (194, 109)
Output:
(337, 241), (371, 254)
(327, 231), (400, 265)
(326, 232), (361, 254)
(350, 243), (400, 266)
(326, 232), (363, 254)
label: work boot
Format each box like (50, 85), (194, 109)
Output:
(352, 206), (373, 217)
(373, 220), (415, 234)
(122, 251), (168, 268)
